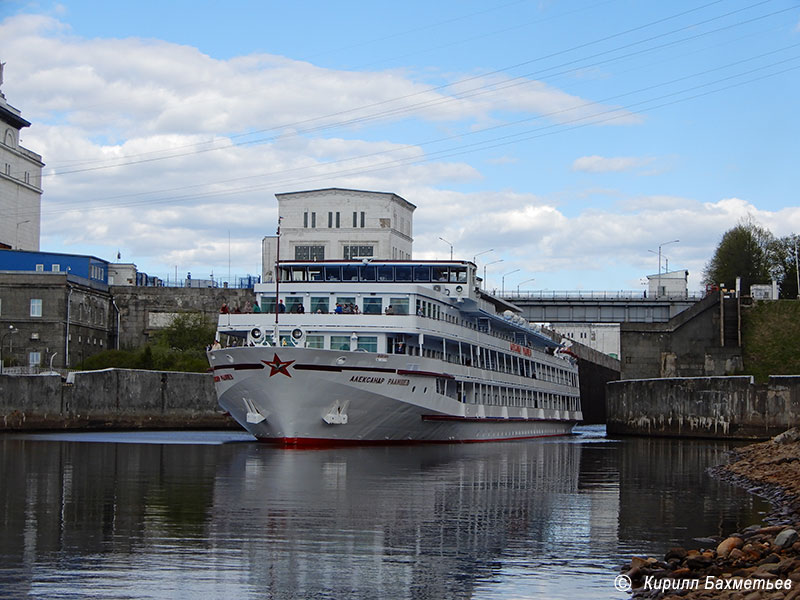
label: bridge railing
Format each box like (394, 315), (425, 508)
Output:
(500, 290), (706, 301)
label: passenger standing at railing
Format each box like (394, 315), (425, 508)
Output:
(385, 305), (394, 315)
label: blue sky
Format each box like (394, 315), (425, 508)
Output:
(1, 0), (799, 292)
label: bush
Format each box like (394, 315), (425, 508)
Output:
(75, 312), (215, 373)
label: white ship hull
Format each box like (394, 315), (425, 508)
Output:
(209, 345), (580, 446)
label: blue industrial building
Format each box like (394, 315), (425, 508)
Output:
(0, 249), (109, 285)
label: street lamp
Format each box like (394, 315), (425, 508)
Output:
(15, 220), (31, 249)
(438, 237), (453, 260)
(657, 240), (679, 297)
(0, 325), (19, 374)
(473, 248), (493, 264)
(483, 259), (503, 290)
(648, 249), (671, 274)
(501, 268), (520, 296)
(517, 278), (535, 294)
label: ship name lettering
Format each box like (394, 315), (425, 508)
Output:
(388, 378), (410, 386)
(350, 375), (385, 384)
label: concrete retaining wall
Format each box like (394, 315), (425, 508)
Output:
(606, 376), (800, 440)
(0, 369), (235, 430)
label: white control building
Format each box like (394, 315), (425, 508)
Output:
(262, 188), (416, 282)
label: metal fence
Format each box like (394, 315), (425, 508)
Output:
(499, 290), (706, 301)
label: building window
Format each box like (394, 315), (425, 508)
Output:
(343, 245), (374, 260)
(353, 211), (357, 227)
(52, 264), (60, 272)
(30, 298), (42, 317)
(328, 212), (333, 228)
(311, 212), (316, 228)
(360, 211), (365, 228)
(35, 264), (44, 272)
(29, 352), (41, 367)
(304, 212), (308, 228)
(336, 212), (340, 228)
(295, 245), (325, 261)
(24, 171), (30, 184)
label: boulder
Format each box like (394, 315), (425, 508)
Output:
(717, 536), (744, 558)
(775, 528), (799, 549)
(773, 427), (800, 444)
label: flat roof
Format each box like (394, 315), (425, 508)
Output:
(275, 187), (416, 211)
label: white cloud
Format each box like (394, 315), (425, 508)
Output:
(2, 11), (792, 292)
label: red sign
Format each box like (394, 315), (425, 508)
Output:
(510, 342), (532, 357)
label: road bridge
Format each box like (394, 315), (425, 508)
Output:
(498, 291), (704, 324)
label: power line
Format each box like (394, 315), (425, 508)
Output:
(32, 49), (800, 219)
(42, 0), (745, 175)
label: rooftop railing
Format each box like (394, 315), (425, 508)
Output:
(498, 290), (705, 301)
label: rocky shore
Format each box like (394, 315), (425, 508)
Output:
(622, 428), (800, 600)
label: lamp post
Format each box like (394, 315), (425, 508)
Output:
(657, 240), (679, 297)
(438, 237), (453, 260)
(15, 220), (30, 249)
(517, 278), (535, 295)
(0, 325), (19, 374)
(473, 248), (493, 264)
(483, 259), (503, 291)
(501, 268), (520, 296)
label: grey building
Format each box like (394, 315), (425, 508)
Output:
(0, 271), (113, 371)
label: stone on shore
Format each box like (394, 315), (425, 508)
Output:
(624, 428), (800, 599)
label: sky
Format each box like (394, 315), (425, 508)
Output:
(1, 0), (799, 292)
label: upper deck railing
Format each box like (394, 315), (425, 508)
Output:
(499, 290), (706, 301)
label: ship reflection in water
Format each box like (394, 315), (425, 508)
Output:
(0, 427), (769, 599)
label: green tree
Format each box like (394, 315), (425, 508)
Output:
(703, 219), (773, 293)
(769, 234), (800, 299)
(74, 312), (215, 373)
(156, 312), (216, 351)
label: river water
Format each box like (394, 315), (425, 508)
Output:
(0, 426), (770, 600)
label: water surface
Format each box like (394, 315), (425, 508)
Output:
(0, 427), (770, 599)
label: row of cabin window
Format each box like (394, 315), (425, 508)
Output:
(285, 334), (377, 353)
(265, 296), (412, 315)
(303, 211), (365, 228)
(427, 340), (576, 387)
(474, 384), (579, 411)
(281, 264), (469, 283)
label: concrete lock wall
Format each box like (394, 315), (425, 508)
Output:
(606, 376), (800, 440)
(0, 369), (235, 430)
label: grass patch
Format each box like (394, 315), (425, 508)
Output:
(741, 300), (800, 383)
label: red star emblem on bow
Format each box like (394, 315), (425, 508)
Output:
(262, 353), (295, 377)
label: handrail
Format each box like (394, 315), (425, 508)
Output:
(500, 290), (705, 301)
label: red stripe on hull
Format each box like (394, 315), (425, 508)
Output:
(257, 433), (573, 449)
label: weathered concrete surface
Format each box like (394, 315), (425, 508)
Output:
(606, 376), (800, 440)
(1, 369), (236, 430)
(620, 292), (744, 380)
(542, 326), (620, 424)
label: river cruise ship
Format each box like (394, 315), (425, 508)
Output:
(207, 260), (581, 446)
